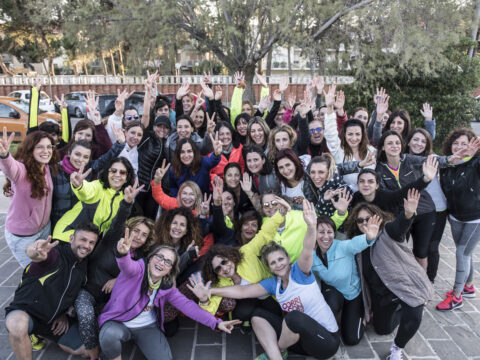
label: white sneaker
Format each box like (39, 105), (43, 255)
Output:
(386, 343), (403, 360)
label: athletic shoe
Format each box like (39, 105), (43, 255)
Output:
(463, 284), (476, 298)
(30, 334), (45, 351)
(386, 343), (403, 360)
(255, 350), (288, 360)
(436, 292), (463, 311)
(240, 321), (252, 335)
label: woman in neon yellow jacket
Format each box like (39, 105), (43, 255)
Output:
(52, 157), (136, 242)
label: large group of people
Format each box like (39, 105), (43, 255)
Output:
(2, 72), (480, 360)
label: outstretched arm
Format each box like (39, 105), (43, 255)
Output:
(297, 200), (317, 275)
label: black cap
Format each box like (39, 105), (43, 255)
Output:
(154, 115), (172, 129)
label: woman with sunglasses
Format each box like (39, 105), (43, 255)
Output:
(190, 200), (342, 360)
(98, 233), (240, 360)
(52, 157), (136, 242)
(345, 190), (433, 360)
(0, 129), (59, 267)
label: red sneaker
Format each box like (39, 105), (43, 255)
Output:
(436, 292), (463, 311)
(463, 284), (475, 298)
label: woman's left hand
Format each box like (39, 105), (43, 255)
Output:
(217, 319), (242, 334)
(365, 215), (382, 241)
(331, 187), (352, 215)
(123, 178), (144, 204)
(210, 131), (222, 156)
(187, 272), (211, 302)
(273, 195), (291, 216)
(302, 199), (317, 227)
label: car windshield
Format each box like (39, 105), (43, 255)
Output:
(8, 100), (45, 114)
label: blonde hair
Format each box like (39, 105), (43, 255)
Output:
(267, 125), (297, 162)
(246, 117), (270, 147)
(177, 181), (202, 212)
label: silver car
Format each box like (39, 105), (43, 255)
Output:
(64, 92), (87, 118)
(7, 90), (56, 112)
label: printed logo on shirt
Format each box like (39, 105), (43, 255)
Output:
(281, 296), (304, 312)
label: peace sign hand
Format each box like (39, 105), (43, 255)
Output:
(70, 165), (92, 188)
(144, 70), (158, 93)
(0, 126), (15, 157)
(54, 94), (68, 111)
(112, 124), (125, 144)
(210, 131), (222, 156)
(117, 227), (132, 255)
(32, 77), (43, 90)
(33, 236), (59, 261)
(154, 159), (170, 185)
(123, 178), (144, 204)
(206, 112), (216, 134)
(359, 150), (376, 168)
(200, 193), (212, 216)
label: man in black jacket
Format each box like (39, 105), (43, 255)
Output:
(5, 222), (99, 360)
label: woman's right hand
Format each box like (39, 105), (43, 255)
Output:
(422, 155), (439, 182)
(70, 165), (92, 188)
(212, 176), (223, 206)
(200, 193), (212, 216)
(404, 188), (421, 219)
(274, 195), (291, 216)
(117, 228), (132, 255)
(154, 159), (170, 185)
(187, 272), (212, 303)
(0, 126), (14, 158)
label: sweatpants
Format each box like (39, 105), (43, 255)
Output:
(99, 321), (172, 360)
(450, 218), (480, 293)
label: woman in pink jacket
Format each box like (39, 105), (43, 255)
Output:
(0, 128), (59, 267)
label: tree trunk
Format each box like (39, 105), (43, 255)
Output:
(287, 46), (293, 82)
(83, 61), (89, 76)
(266, 49), (273, 77)
(49, 56), (55, 76)
(73, 61), (79, 76)
(469, 0), (480, 58)
(101, 53), (108, 76)
(110, 51), (117, 76)
(243, 64), (256, 103)
(118, 44), (125, 79)
(42, 59), (50, 76)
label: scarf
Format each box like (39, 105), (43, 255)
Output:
(61, 155), (78, 175)
(148, 269), (162, 292)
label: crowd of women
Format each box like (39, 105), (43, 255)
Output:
(2, 71), (480, 360)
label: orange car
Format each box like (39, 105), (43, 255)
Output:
(0, 96), (62, 142)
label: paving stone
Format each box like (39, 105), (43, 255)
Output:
(418, 309), (449, 340)
(0, 334), (12, 360)
(404, 332), (435, 357)
(365, 324), (394, 342)
(226, 328), (255, 360)
(194, 345), (222, 359)
(196, 323), (223, 344)
(456, 310), (480, 336)
(370, 340), (392, 359)
(443, 325), (479, 357)
(429, 339), (468, 360)
(343, 334), (375, 359)
(169, 329), (195, 359)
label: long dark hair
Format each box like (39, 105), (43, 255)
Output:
(234, 210), (262, 246)
(376, 130), (405, 163)
(341, 119), (369, 159)
(383, 110), (411, 140)
(215, 121), (240, 148)
(243, 144), (272, 176)
(274, 149), (304, 187)
(405, 128), (433, 157)
(202, 245), (243, 285)
(345, 202), (393, 238)
(172, 138), (202, 178)
(98, 157), (135, 191)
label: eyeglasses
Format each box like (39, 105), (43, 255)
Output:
(309, 127), (323, 134)
(356, 216), (371, 224)
(125, 115), (140, 121)
(263, 200), (278, 209)
(214, 259), (229, 274)
(108, 168), (128, 175)
(153, 253), (173, 267)
(34, 145), (55, 151)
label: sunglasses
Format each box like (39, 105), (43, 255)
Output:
(263, 200), (278, 209)
(108, 168), (128, 175)
(309, 127), (323, 134)
(356, 216), (371, 225)
(125, 115), (140, 121)
(153, 253), (173, 267)
(214, 259), (229, 274)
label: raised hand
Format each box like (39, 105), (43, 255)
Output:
(273, 195), (291, 216)
(112, 124), (125, 144)
(209, 131), (222, 156)
(302, 199), (317, 227)
(200, 80), (214, 100)
(117, 227), (132, 255)
(331, 187), (352, 215)
(114, 89), (135, 116)
(323, 85), (336, 108)
(450, 136), (480, 162)
(144, 70), (158, 93)
(234, 71), (245, 88)
(70, 165), (92, 188)
(334, 90), (345, 115)
(206, 112), (216, 134)
(365, 215), (382, 241)
(193, 91), (205, 109)
(33, 236), (59, 261)
(187, 240), (199, 257)
(273, 89), (283, 102)
(374, 87), (387, 104)
(404, 188), (421, 219)
(285, 93), (296, 110)
(0, 126), (15, 157)
(420, 103), (433, 121)
(314, 75), (324, 94)
(217, 320), (242, 334)
(258, 95), (272, 113)
(212, 176), (223, 205)
(176, 82), (190, 99)
(297, 90), (311, 118)
(422, 155), (439, 182)
(123, 178), (144, 204)
(256, 72), (268, 88)
(200, 193), (212, 216)
(279, 77), (289, 92)
(359, 150), (376, 168)
(153, 159), (170, 185)
(187, 272), (211, 302)
(376, 94), (389, 117)
(240, 172), (253, 194)
(214, 85), (223, 101)
(54, 94), (68, 111)
(33, 76), (43, 90)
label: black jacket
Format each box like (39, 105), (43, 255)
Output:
(138, 131), (167, 191)
(6, 243), (88, 324)
(440, 156), (480, 221)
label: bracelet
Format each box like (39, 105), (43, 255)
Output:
(199, 299), (209, 306)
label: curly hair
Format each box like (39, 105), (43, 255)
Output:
(154, 207), (203, 253)
(234, 210), (262, 246)
(340, 119), (369, 160)
(202, 244), (243, 285)
(405, 128), (433, 157)
(171, 138), (202, 178)
(442, 127), (479, 156)
(344, 202), (393, 238)
(14, 131), (59, 199)
(126, 216), (156, 252)
(267, 124), (297, 163)
(98, 157), (135, 191)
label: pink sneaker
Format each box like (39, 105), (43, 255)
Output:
(462, 284), (475, 298)
(436, 292), (463, 311)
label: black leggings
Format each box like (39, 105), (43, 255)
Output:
(427, 210), (448, 282)
(232, 296), (282, 322)
(252, 308), (340, 359)
(371, 295), (423, 348)
(322, 284), (365, 345)
(410, 211), (437, 259)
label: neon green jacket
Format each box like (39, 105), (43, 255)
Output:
(230, 86), (270, 127)
(200, 212), (284, 315)
(52, 180), (124, 242)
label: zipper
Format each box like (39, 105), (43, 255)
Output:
(48, 262), (76, 324)
(99, 191), (120, 234)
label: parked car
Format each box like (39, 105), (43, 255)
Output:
(0, 97), (62, 142)
(7, 90), (55, 112)
(101, 93), (145, 118)
(64, 92), (87, 118)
